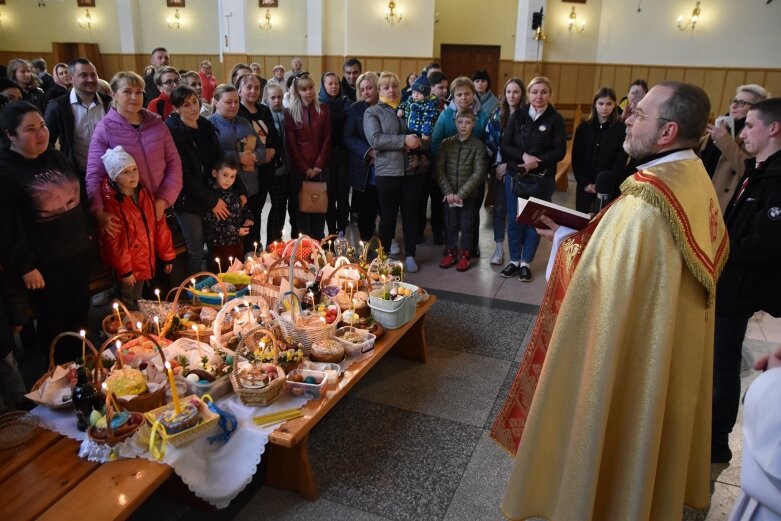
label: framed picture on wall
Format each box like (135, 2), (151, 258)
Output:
(167, 0), (185, 8)
(260, 0), (279, 7)
(562, 0), (586, 3)
(77, 0), (96, 7)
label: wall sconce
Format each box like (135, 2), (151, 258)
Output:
(531, 8), (546, 41)
(167, 8), (181, 30)
(567, 6), (585, 33)
(77, 9), (92, 30)
(259, 9), (272, 30)
(385, 1), (402, 25)
(677, 1), (701, 32)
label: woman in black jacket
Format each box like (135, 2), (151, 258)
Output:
(571, 87), (628, 213)
(0, 101), (92, 363)
(499, 76), (566, 282)
(319, 72), (353, 234)
(166, 85), (230, 275)
(236, 73), (285, 250)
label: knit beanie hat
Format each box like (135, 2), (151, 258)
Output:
(101, 145), (136, 181)
(411, 75), (431, 97)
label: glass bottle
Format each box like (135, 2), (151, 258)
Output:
(72, 366), (100, 431)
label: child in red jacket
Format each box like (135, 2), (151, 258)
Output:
(100, 146), (175, 309)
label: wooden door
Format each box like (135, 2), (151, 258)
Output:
(440, 44), (501, 96)
(52, 43), (101, 74)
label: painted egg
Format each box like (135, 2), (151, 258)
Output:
(186, 373), (200, 383)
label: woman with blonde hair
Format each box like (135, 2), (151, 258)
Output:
(284, 73), (332, 239)
(86, 71), (182, 235)
(363, 71), (423, 272)
(498, 76), (566, 282)
(7, 59), (45, 110)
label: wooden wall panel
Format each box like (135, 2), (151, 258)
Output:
(613, 67), (632, 94)
(684, 69), (706, 87)
(544, 63), (562, 101)
(745, 70), (767, 87)
(399, 59), (419, 81)
(702, 69), (727, 115)
(556, 64), (578, 103)
(365, 58), (384, 74)
(576, 64), (596, 101)
(766, 71), (781, 99)
(647, 67), (667, 89)
(665, 68), (685, 82)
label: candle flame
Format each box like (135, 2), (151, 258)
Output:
(113, 302), (119, 310)
(164, 361), (171, 370)
(115, 340), (121, 349)
(154, 288), (160, 297)
(153, 316), (159, 324)
(79, 329), (86, 338)
(136, 321), (142, 330)
(192, 324), (198, 331)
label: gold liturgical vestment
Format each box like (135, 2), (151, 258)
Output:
(492, 153), (729, 521)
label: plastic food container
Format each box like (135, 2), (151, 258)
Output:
(302, 361), (341, 385)
(333, 326), (376, 355)
(286, 369), (328, 400)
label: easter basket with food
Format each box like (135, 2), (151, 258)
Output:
(102, 300), (149, 338)
(320, 263), (372, 326)
(251, 258), (314, 308)
(87, 396), (145, 447)
(161, 273), (234, 340)
(28, 331), (107, 409)
(186, 271), (252, 307)
(145, 393), (221, 449)
(165, 337), (235, 400)
(99, 332), (169, 413)
(273, 291), (340, 353)
(209, 295), (271, 353)
(230, 327), (286, 407)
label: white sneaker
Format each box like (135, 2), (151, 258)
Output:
(490, 244), (504, 265)
(390, 239), (401, 255)
(405, 256), (419, 273)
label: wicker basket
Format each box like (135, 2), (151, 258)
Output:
(30, 332), (104, 409)
(0, 411), (40, 449)
(230, 327), (286, 407)
(145, 394), (219, 449)
(87, 399), (145, 447)
(273, 291), (340, 352)
(210, 295), (271, 351)
(162, 272), (232, 340)
(102, 300), (149, 338)
(100, 331), (168, 413)
(251, 258), (314, 308)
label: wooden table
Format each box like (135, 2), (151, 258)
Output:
(0, 428), (172, 521)
(264, 295), (436, 500)
(0, 295), (435, 517)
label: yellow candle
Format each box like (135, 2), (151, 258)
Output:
(254, 241), (259, 257)
(154, 288), (161, 306)
(135, 321), (142, 332)
(244, 299), (252, 324)
(79, 329), (86, 362)
(164, 362), (181, 414)
(228, 256), (234, 267)
(215, 257), (222, 274)
(190, 278), (196, 292)
(102, 383), (121, 412)
(113, 302), (122, 328)
(153, 316), (161, 336)
(219, 292), (225, 307)
(192, 324), (204, 357)
(115, 340), (123, 367)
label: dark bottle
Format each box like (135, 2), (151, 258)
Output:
(303, 270), (324, 310)
(72, 366), (100, 431)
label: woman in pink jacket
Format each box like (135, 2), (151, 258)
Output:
(86, 71), (182, 236)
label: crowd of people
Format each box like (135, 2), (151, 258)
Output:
(0, 47), (780, 519)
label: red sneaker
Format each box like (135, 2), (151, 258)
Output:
(439, 248), (457, 269)
(456, 251), (472, 272)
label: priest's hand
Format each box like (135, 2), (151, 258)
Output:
(754, 345), (781, 371)
(535, 214), (559, 241)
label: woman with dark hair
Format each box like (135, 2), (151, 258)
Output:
(44, 62), (70, 103)
(344, 72), (381, 241)
(0, 78), (23, 102)
(7, 59), (45, 110)
(166, 85), (235, 275)
(400, 72), (417, 103)
(230, 64), (252, 86)
(285, 73), (332, 240)
(485, 77), (525, 266)
(237, 73), (286, 249)
(319, 71), (352, 234)
(208, 84), (266, 251)
(473, 70), (499, 117)
(571, 87), (628, 213)
(499, 76), (566, 282)
(0, 101), (92, 363)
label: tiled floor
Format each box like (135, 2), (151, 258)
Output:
(125, 176), (780, 519)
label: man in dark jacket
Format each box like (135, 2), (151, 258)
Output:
(340, 58), (361, 103)
(143, 47), (170, 106)
(44, 58), (111, 178)
(712, 97), (781, 463)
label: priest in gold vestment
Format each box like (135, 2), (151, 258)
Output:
(492, 82), (730, 520)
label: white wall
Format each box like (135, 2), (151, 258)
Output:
(434, 0), (518, 60)
(345, 0), (436, 57)
(137, 0), (221, 55)
(323, 0), (346, 56)
(540, 0), (602, 63)
(595, 0), (781, 67)
(245, 0), (309, 55)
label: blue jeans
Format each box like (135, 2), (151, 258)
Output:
(504, 174), (555, 263)
(176, 210), (204, 275)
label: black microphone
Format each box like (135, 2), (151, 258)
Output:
(595, 171), (615, 212)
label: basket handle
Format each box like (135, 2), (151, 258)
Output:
(100, 330), (168, 370)
(232, 326), (280, 375)
(321, 262), (371, 291)
(110, 299), (144, 332)
(170, 271), (230, 315)
(211, 295), (270, 351)
(46, 331), (104, 386)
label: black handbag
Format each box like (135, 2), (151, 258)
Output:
(510, 165), (547, 199)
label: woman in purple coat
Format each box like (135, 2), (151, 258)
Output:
(85, 71), (182, 236)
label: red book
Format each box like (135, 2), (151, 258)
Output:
(516, 197), (591, 230)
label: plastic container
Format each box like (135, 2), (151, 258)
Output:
(368, 282), (419, 312)
(187, 374), (233, 400)
(286, 369), (328, 400)
(369, 296), (416, 329)
(302, 361), (341, 385)
(333, 326), (376, 355)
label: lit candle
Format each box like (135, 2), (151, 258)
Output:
(154, 288), (161, 306)
(190, 278), (197, 292)
(348, 281), (354, 300)
(244, 299), (252, 324)
(328, 240), (332, 252)
(320, 316), (326, 327)
(113, 302), (122, 328)
(254, 241), (259, 257)
(192, 324), (200, 347)
(115, 340), (123, 366)
(78, 329), (86, 362)
(135, 321), (142, 332)
(164, 362), (182, 414)
(272, 240), (277, 254)
(153, 316), (161, 336)
(215, 257), (222, 274)
(219, 292), (225, 307)
(210, 334), (216, 347)
(228, 256), (234, 267)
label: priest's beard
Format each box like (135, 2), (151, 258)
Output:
(623, 127), (662, 160)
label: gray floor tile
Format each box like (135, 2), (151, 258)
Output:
(235, 487), (390, 521)
(426, 299), (533, 361)
(485, 361), (520, 430)
(705, 481), (742, 521)
(352, 346), (511, 427)
(443, 430), (513, 521)
(308, 397), (482, 521)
